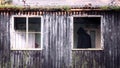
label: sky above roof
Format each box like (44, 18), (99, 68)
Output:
(12, 0), (115, 6)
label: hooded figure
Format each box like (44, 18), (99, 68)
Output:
(77, 27), (91, 48)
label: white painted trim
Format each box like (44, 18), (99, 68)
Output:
(11, 48), (42, 50)
(41, 15), (44, 50)
(101, 16), (104, 50)
(72, 48), (103, 51)
(72, 15), (102, 17)
(10, 15), (43, 50)
(26, 16), (28, 49)
(71, 15), (104, 50)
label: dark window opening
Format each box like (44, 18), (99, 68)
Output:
(73, 17), (101, 49)
(14, 17), (26, 31)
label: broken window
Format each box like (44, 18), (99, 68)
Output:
(73, 16), (101, 49)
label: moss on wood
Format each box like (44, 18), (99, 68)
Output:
(100, 6), (120, 11)
(0, 5), (120, 11)
(0, 5), (71, 11)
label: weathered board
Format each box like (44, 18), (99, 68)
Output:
(0, 11), (120, 68)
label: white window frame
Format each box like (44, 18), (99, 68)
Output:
(10, 15), (43, 50)
(71, 15), (104, 50)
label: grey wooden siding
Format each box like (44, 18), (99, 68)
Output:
(0, 11), (120, 68)
(0, 13), (10, 68)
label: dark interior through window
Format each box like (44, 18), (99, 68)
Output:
(73, 17), (101, 48)
(13, 17), (41, 49)
(14, 17), (26, 31)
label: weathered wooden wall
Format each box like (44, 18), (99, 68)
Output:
(72, 11), (120, 68)
(0, 11), (120, 68)
(0, 12), (10, 68)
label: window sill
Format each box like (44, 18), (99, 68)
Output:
(11, 48), (42, 50)
(72, 48), (103, 51)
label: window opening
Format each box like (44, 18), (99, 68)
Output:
(73, 16), (101, 49)
(11, 16), (42, 50)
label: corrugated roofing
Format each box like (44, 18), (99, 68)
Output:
(1, 0), (120, 11)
